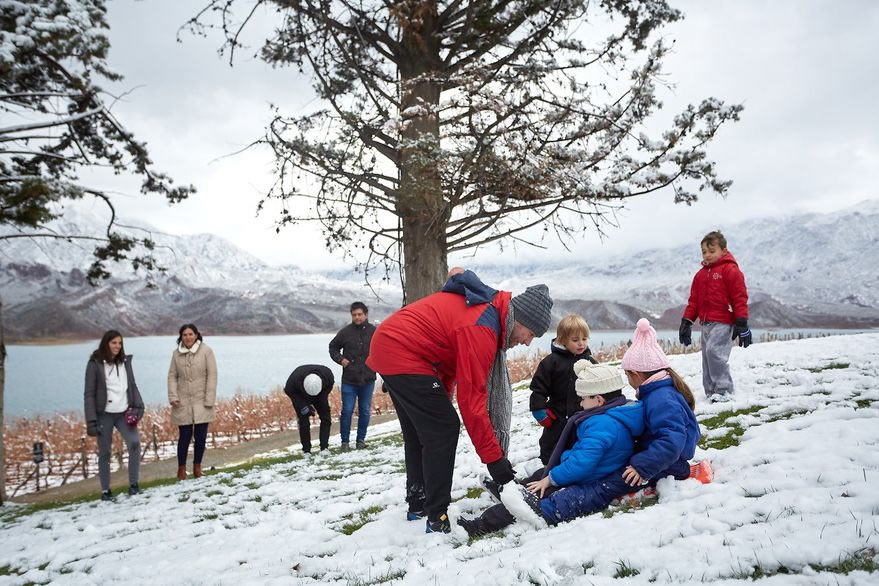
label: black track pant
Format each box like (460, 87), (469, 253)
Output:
(383, 374), (460, 522)
(295, 394), (332, 453)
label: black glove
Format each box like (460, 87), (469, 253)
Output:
(299, 405), (311, 416)
(308, 405), (316, 417)
(679, 318), (693, 346)
(86, 420), (101, 437)
(486, 457), (516, 485)
(732, 317), (752, 348)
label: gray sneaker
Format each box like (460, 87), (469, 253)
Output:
(356, 440), (366, 450)
(340, 442), (350, 452)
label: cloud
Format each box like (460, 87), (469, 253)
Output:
(97, 0), (879, 269)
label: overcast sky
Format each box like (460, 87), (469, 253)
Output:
(89, 0), (879, 270)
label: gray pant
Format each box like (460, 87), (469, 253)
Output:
(96, 412), (141, 491)
(701, 322), (735, 397)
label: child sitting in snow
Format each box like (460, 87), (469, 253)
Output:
(459, 362), (645, 536)
(528, 314), (598, 465)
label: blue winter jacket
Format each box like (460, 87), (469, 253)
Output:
(549, 401), (645, 487)
(629, 378), (701, 481)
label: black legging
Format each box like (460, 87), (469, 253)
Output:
(178, 422), (209, 466)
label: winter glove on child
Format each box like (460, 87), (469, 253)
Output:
(732, 317), (752, 348)
(86, 420), (101, 437)
(679, 318), (693, 346)
(531, 408), (556, 428)
(299, 405), (311, 417)
(486, 457), (517, 485)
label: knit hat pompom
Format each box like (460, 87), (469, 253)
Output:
(620, 317), (670, 372)
(574, 360), (624, 397)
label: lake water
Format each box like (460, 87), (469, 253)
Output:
(4, 328), (867, 417)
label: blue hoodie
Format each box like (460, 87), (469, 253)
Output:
(629, 378), (701, 481)
(549, 401), (645, 487)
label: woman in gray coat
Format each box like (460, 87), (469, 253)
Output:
(84, 330), (145, 501)
(167, 323), (217, 480)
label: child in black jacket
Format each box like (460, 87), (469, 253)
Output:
(529, 314), (597, 464)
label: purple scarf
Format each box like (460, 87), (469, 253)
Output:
(543, 396), (629, 478)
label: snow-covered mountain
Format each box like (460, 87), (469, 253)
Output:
(0, 208), (402, 340)
(2, 201), (878, 340)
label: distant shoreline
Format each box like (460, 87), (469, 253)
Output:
(7, 324), (873, 347)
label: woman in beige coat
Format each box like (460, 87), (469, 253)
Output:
(168, 323), (217, 480)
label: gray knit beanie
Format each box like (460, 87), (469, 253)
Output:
(510, 284), (553, 337)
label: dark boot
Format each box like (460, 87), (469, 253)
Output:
(177, 465), (187, 481)
(478, 504), (517, 533)
(193, 463), (203, 478)
(425, 513), (451, 534)
(100, 490), (116, 502)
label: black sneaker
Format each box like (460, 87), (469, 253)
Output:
(128, 484), (140, 496)
(100, 490), (115, 502)
(482, 477), (503, 501)
(425, 513), (451, 534)
(340, 442), (350, 452)
(458, 517), (485, 538)
(356, 440), (366, 450)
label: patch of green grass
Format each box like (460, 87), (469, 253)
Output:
(0, 566), (13, 576)
(810, 549), (877, 574)
(856, 399), (873, 409)
(314, 472), (346, 481)
(699, 405), (764, 429)
(370, 434), (405, 449)
(613, 560), (640, 578)
(764, 409), (810, 423)
(210, 452), (303, 478)
(343, 566), (406, 585)
(339, 505), (384, 535)
(1, 475), (181, 523)
(199, 512), (219, 522)
(452, 486), (485, 503)
(581, 561), (594, 573)
(699, 426), (745, 450)
(807, 362), (850, 373)
(204, 489), (223, 497)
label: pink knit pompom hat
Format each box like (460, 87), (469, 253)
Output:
(621, 318), (671, 372)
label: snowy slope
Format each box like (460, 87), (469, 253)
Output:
(1, 333), (877, 584)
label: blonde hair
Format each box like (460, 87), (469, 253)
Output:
(556, 314), (590, 345)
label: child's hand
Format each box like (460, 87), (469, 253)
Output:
(526, 476), (552, 498)
(531, 408), (556, 428)
(622, 465), (643, 487)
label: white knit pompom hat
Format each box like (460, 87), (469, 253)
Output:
(303, 373), (322, 396)
(573, 360), (624, 397)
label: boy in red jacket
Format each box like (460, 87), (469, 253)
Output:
(679, 231), (751, 402)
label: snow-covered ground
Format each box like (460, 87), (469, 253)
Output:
(2, 334), (878, 584)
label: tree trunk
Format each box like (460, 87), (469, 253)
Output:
(1, 297), (6, 504)
(397, 0), (448, 303)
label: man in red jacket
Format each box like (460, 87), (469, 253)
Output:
(367, 270), (553, 533)
(679, 230), (750, 403)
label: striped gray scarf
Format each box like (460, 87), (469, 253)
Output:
(486, 304), (515, 455)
